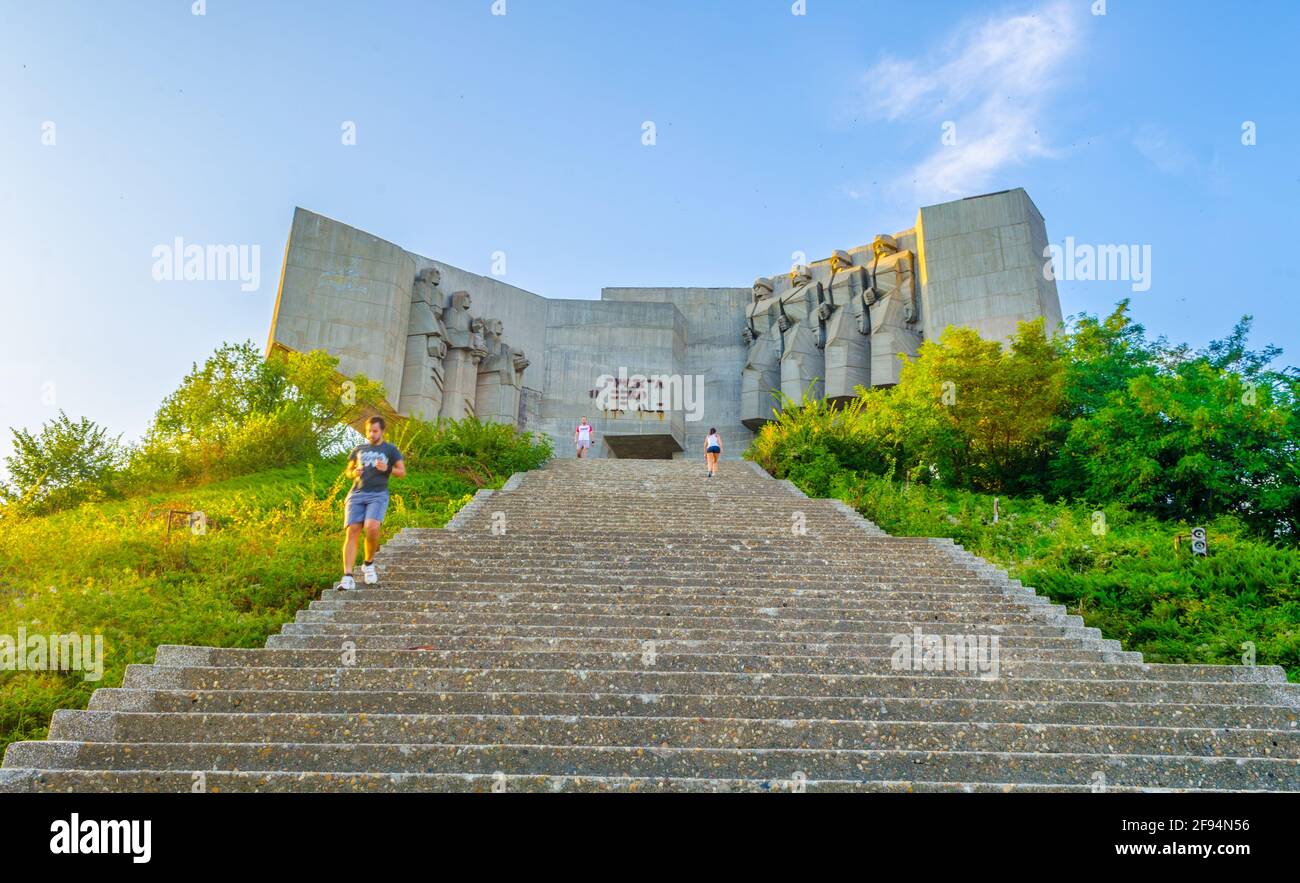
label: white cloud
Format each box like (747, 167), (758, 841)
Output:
(1133, 124), (1199, 176)
(862, 0), (1082, 203)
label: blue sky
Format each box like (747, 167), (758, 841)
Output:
(2, 0), (1297, 452)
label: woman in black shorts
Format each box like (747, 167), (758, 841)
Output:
(704, 427), (722, 478)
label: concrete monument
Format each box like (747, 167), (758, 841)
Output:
(266, 188), (1064, 458)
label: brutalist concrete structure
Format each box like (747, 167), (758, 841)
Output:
(266, 188), (1063, 458)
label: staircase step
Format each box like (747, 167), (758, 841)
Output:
(122, 664), (1298, 705)
(86, 688), (1300, 729)
(6, 741), (1297, 790)
(151, 646), (1237, 677)
(2, 768), (1200, 793)
(43, 710), (1300, 759)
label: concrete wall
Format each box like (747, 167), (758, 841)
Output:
(916, 188), (1064, 346)
(602, 287), (754, 459)
(539, 299), (686, 459)
(267, 208), (416, 403)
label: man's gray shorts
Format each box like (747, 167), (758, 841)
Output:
(345, 491), (389, 526)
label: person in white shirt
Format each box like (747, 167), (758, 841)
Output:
(704, 427), (722, 477)
(575, 417), (594, 459)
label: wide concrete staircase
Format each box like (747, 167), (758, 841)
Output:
(4, 459), (1299, 792)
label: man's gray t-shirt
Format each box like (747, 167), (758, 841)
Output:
(348, 442), (403, 494)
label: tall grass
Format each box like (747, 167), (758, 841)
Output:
(0, 438), (546, 753)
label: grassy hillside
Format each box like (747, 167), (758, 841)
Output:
(0, 458), (483, 753)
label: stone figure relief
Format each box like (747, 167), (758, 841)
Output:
(469, 317), (489, 359)
(440, 291), (488, 420)
(867, 235), (918, 328)
(863, 235), (922, 387)
(475, 317), (530, 425)
(777, 265), (825, 403)
(741, 277), (784, 430)
(397, 267), (450, 419)
(512, 348), (530, 376)
(395, 279), (531, 425)
(740, 234), (924, 413)
(821, 250), (872, 403)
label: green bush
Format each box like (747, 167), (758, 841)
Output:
(747, 393), (890, 497)
(387, 415), (553, 486)
(131, 341), (387, 486)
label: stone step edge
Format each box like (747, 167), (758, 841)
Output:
(119, 661), (1299, 689)
(46, 708), (1300, 740)
(12, 740), (1300, 769)
(273, 628), (1127, 653)
(442, 471), (529, 532)
(294, 609), (1102, 634)
(0, 768), (1261, 793)
(135, 653), (1289, 684)
(86, 687), (1300, 711)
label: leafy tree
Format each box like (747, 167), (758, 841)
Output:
(1050, 315), (1299, 537)
(881, 319), (1064, 492)
(1, 411), (126, 514)
(150, 341), (289, 445)
(268, 347), (389, 454)
(749, 319), (1064, 496)
(136, 341), (387, 483)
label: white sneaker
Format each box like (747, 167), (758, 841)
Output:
(338, 575), (356, 592)
(362, 563), (378, 585)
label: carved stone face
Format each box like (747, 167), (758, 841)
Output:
(830, 250), (854, 273)
(872, 235), (899, 259)
(752, 277), (774, 303)
(789, 265), (812, 287)
(444, 291), (474, 334)
(417, 267), (441, 286)
(482, 318), (504, 340)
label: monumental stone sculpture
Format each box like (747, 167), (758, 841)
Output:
(862, 235), (922, 387)
(821, 249), (872, 404)
(475, 317), (530, 425)
(777, 265), (826, 403)
(740, 277), (784, 430)
(440, 291), (489, 420)
(397, 268), (449, 419)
